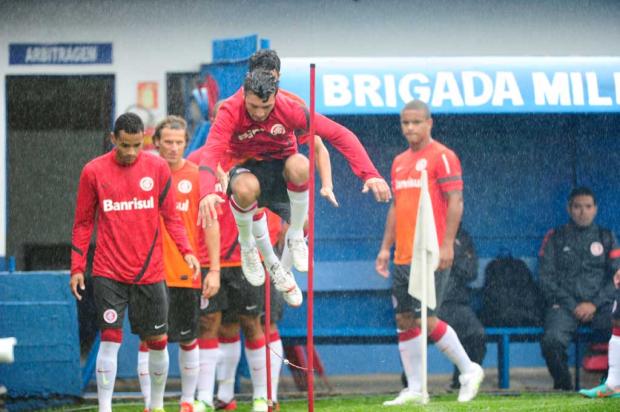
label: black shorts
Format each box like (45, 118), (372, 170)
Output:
(613, 288), (620, 321)
(167, 287), (201, 342)
(202, 267), (264, 319)
(262, 282), (285, 324)
(93, 276), (168, 338)
(392, 264), (451, 318)
(229, 159), (291, 222)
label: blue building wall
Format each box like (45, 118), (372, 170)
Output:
(0, 272), (81, 397)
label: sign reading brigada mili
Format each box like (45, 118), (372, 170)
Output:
(9, 43), (112, 65)
(279, 57), (620, 114)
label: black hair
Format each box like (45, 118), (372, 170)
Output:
(249, 49), (281, 73)
(113, 112), (144, 137)
(243, 70), (278, 102)
(401, 99), (431, 118)
(568, 186), (596, 205)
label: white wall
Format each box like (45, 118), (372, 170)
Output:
(1, 0), (619, 255)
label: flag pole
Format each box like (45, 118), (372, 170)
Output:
(307, 62), (316, 412)
(419, 170), (429, 404)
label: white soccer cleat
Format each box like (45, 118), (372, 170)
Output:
(457, 362), (484, 402)
(382, 388), (427, 406)
(251, 397), (268, 412)
(240, 244), (265, 286)
(267, 261), (303, 307)
(286, 233), (308, 272)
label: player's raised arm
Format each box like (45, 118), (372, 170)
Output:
(311, 111), (391, 202)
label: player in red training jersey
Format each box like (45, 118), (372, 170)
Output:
(136, 116), (221, 412)
(376, 100), (483, 406)
(70, 113), (200, 412)
(198, 70), (391, 308)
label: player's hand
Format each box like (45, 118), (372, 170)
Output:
(362, 177), (392, 203)
(216, 163), (229, 194)
(614, 269), (620, 289)
(202, 269), (221, 298)
(375, 249), (391, 278)
(438, 243), (454, 271)
(198, 194), (225, 229)
(184, 254), (201, 280)
(70, 272), (85, 301)
(574, 302), (596, 322)
(320, 186), (339, 207)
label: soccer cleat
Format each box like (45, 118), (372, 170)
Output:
(383, 388), (427, 406)
(286, 234), (308, 272)
(179, 402), (194, 412)
(193, 400), (214, 412)
(240, 244), (265, 286)
(282, 284), (303, 307)
(251, 398), (268, 412)
(214, 398), (237, 410)
(268, 261), (303, 307)
(579, 383), (620, 398)
(457, 363), (484, 402)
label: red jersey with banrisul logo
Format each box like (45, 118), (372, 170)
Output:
(71, 149), (192, 284)
(199, 87), (381, 197)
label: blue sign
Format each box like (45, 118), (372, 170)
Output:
(279, 57), (620, 114)
(9, 43), (112, 65)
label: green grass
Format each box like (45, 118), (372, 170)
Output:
(40, 393), (618, 411)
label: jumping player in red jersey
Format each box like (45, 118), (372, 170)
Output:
(70, 113), (200, 412)
(375, 100), (484, 405)
(198, 70), (391, 308)
(136, 116), (221, 412)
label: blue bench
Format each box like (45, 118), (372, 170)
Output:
(280, 324), (598, 390)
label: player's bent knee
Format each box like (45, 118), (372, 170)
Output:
(284, 154), (309, 183)
(231, 173), (260, 203)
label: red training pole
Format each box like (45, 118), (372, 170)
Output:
(307, 63), (316, 412)
(265, 262), (272, 411)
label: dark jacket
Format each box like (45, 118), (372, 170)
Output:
(443, 228), (478, 305)
(538, 221), (620, 310)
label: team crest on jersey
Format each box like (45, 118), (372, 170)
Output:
(271, 123), (286, 135)
(140, 177), (154, 191)
(103, 309), (118, 324)
(415, 159), (427, 171)
(177, 179), (192, 194)
(590, 241), (604, 256)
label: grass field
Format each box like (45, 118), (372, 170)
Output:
(44, 393), (618, 411)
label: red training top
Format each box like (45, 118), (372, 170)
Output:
(71, 150), (193, 284)
(199, 87), (381, 197)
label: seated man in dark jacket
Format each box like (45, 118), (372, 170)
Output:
(539, 186), (620, 390)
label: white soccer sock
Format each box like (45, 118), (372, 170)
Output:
(137, 344), (151, 409)
(606, 332), (620, 388)
(397, 328), (422, 393)
(179, 342), (200, 404)
(230, 198), (256, 248)
(287, 188), (309, 234)
(197, 338), (219, 406)
(216, 337), (242, 403)
(253, 212), (279, 268)
(148, 344), (169, 410)
(269, 332), (284, 402)
(245, 337), (268, 400)
(96, 341), (121, 412)
(431, 321), (475, 374)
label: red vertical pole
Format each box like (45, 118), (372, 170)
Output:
(265, 269), (272, 411)
(307, 63), (316, 412)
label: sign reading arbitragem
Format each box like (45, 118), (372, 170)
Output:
(9, 43), (112, 65)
